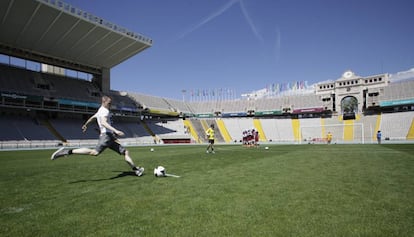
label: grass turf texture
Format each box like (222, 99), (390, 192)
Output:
(1, 144), (413, 237)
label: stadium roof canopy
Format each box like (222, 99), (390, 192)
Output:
(0, 0), (152, 74)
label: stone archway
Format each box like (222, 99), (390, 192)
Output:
(341, 96), (358, 119)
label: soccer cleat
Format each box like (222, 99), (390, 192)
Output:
(135, 167), (145, 177)
(51, 147), (66, 160)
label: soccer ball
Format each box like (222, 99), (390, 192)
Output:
(150, 148), (154, 152)
(154, 166), (166, 177)
(265, 146), (269, 150)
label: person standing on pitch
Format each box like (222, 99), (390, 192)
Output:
(51, 95), (144, 176)
(376, 130), (382, 144)
(326, 131), (333, 144)
(205, 124), (215, 154)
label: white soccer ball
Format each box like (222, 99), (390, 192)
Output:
(150, 148), (154, 152)
(154, 166), (166, 177)
(265, 146), (269, 150)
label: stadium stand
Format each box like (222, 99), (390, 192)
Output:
(164, 98), (193, 115)
(380, 80), (414, 102)
(49, 117), (98, 140)
(254, 97), (286, 112)
(0, 64), (39, 95)
(259, 118), (295, 143)
(380, 111), (414, 140)
(287, 94), (322, 111)
(128, 92), (172, 111)
(0, 115), (54, 140)
(189, 101), (221, 114)
(147, 120), (188, 137)
(1, 0), (413, 149)
(186, 119), (206, 142)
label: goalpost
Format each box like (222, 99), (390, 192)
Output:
(299, 123), (365, 144)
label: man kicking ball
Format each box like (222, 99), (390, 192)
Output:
(51, 95), (144, 176)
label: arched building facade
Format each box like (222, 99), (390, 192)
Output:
(316, 70), (389, 118)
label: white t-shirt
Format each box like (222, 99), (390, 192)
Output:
(94, 106), (113, 134)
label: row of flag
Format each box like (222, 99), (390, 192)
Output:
(182, 81), (310, 101)
(183, 88), (237, 101)
(266, 80), (309, 93)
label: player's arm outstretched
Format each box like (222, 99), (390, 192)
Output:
(81, 115), (96, 132)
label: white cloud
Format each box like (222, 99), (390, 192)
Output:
(390, 67), (414, 82)
(239, 0), (263, 43)
(175, 0), (239, 40)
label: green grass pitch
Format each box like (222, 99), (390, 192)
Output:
(1, 144), (413, 237)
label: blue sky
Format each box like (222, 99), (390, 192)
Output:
(64, 0), (414, 100)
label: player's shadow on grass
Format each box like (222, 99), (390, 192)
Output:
(69, 171), (138, 184)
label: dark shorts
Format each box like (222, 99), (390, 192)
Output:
(95, 133), (126, 155)
(208, 139), (215, 144)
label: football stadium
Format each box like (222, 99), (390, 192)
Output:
(1, 1), (414, 236)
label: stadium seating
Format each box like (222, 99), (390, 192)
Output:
(380, 80), (414, 101)
(128, 92), (173, 111)
(0, 64), (101, 102)
(146, 120), (188, 137)
(2, 60), (414, 147)
(165, 98), (193, 115)
(0, 64), (38, 95)
(0, 115), (55, 141)
(49, 118), (99, 140)
(2, 0), (414, 149)
(380, 111), (414, 140)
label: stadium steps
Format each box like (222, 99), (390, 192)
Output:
(183, 119), (201, 143)
(40, 119), (67, 142)
(141, 120), (157, 139)
(197, 119), (225, 143)
(210, 120), (225, 143)
(201, 119), (213, 141)
(291, 119), (300, 142)
(216, 119), (232, 143)
(189, 119), (208, 143)
(343, 120), (354, 141)
(374, 114), (382, 141)
(253, 118), (267, 142)
(201, 119), (209, 131)
(407, 119), (414, 140)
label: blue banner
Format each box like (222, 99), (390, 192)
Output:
(58, 99), (100, 108)
(380, 99), (414, 107)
